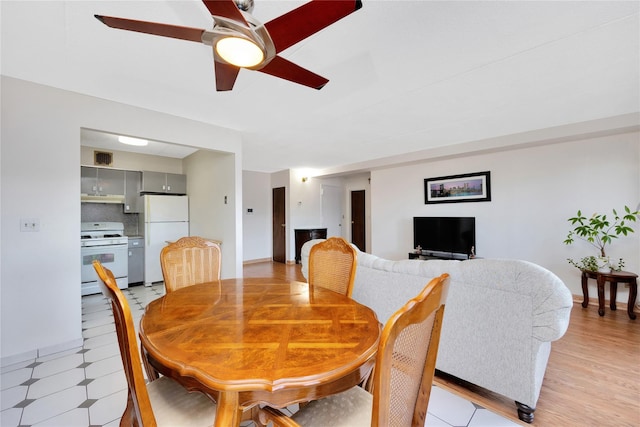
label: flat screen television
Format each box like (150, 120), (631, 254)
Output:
(413, 216), (475, 259)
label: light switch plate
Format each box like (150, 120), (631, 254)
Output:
(20, 218), (40, 232)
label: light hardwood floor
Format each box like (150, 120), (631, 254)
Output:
(244, 261), (640, 427)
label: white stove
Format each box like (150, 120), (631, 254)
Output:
(81, 222), (129, 295)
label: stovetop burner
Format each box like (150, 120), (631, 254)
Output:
(81, 222), (128, 247)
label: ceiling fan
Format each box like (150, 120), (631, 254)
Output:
(95, 0), (362, 91)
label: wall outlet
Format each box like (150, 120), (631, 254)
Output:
(20, 218), (40, 232)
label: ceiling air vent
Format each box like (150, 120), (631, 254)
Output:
(94, 150), (113, 166)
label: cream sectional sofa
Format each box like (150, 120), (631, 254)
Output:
(301, 240), (573, 423)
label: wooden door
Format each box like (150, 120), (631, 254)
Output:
(272, 187), (286, 263)
(351, 190), (366, 251)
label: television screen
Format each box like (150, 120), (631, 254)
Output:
(413, 217), (475, 257)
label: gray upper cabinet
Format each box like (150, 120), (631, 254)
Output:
(141, 171), (187, 195)
(124, 170), (142, 213)
(166, 173), (187, 194)
(81, 166), (125, 196)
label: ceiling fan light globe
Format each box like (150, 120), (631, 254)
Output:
(216, 37), (264, 68)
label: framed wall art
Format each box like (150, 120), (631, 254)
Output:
(424, 171), (491, 204)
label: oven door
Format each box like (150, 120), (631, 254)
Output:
(81, 243), (128, 287)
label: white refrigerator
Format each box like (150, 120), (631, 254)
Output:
(141, 195), (189, 285)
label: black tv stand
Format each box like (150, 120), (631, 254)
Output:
(408, 252), (471, 261)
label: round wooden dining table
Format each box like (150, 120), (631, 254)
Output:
(139, 277), (381, 427)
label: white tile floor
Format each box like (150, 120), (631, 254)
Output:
(1, 284), (521, 427)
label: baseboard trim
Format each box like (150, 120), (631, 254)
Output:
(572, 294), (636, 311)
(1, 338), (84, 368)
(243, 258), (298, 265)
(243, 258), (272, 265)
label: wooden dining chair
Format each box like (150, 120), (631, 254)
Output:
(307, 237), (357, 297)
(160, 236), (221, 293)
(92, 260), (217, 426)
(257, 273), (450, 427)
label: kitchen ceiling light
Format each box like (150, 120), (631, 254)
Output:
(119, 136), (148, 146)
(215, 36), (264, 67)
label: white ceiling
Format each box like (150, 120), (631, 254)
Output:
(2, 1), (639, 173)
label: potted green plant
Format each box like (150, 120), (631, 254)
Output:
(564, 205), (639, 272)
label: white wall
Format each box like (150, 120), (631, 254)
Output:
(243, 171), (272, 261)
(290, 174), (323, 230)
(1, 77), (242, 365)
(370, 132), (640, 302)
(184, 150), (240, 278)
(242, 172), (348, 262)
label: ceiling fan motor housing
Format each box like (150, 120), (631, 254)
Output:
(203, 13), (276, 69)
(234, 0), (254, 13)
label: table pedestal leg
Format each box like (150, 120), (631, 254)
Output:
(581, 272), (589, 308)
(597, 276), (605, 316)
(215, 391), (241, 427)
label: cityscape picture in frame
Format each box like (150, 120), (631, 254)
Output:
(424, 171), (491, 204)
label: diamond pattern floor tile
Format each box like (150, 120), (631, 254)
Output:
(87, 388), (127, 426)
(83, 333), (118, 350)
(86, 370), (127, 400)
(0, 386), (28, 411)
(32, 353), (85, 378)
(31, 408), (90, 427)
(84, 355), (122, 379)
(83, 342), (120, 363)
(1, 368), (32, 390)
(21, 386), (87, 425)
(26, 368), (85, 399)
(0, 408), (22, 426)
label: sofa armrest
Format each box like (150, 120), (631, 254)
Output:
(454, 258), (573, 342)
(300, 239), (327, 280)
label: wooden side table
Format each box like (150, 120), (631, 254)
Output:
(581, 270), (638, 319)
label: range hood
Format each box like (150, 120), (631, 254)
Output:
(81, 194), (125, 204)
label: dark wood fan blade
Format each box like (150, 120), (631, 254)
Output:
(215, 60), (241, 91)
(258, 56), (328, 90)
(264, 0), (362, 53)
(201, 0), (248, 25)
(95, 15), (205, 42)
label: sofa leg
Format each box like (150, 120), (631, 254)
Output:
(515, 401), (535, 423)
